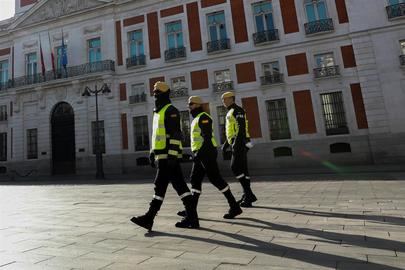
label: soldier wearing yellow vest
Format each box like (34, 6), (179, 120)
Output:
(130, 81), (199, 230)
(177, 96), (242, 219)
(221, 91), (257, 207)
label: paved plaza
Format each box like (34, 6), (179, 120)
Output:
(1, 173), (405, 269)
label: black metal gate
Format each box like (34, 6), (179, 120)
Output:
(51, 102), (76, 175)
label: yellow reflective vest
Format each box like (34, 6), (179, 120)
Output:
(225, 108), (250, 145)
(191, 112), (218, 152)
(151, 104), (171, 159)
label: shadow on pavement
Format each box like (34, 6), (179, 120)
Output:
(147, 221), (402, 270)
(261, 206), (405, 227)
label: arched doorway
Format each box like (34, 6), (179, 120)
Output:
(51, 102), (76, 174)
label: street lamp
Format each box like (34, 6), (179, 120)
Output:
(82, 83), (111, 179)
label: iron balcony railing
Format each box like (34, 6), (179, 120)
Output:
(253, 29), (279, 45)
(126, 54), (146, 68)
(304, 18), (334, 35)
(260, 74), (284, 85)
(1, 60), (115, 90)
(165, 47), (186, 61)
(314, 66), (340, 78)
(400, 55), (405, 66)
(386, 3), (405, 19)
(207, 39), (230, 53)
(170, 87), (188, 98)
(213, 81), (234, 93)
(129, 93), (147, 104)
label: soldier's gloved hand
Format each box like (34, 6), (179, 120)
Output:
(167, 156), (178, 168)
(149, 152), (156, 168)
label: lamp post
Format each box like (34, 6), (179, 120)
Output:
(82, 83), (111, 179)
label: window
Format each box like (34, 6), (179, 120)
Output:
(207, 12), (227, 41)
(0, 105), (7, 121)
(166, 21), (183, 49)
(315, 53), (335, 68)
(0, 132), (6, 161)
(180, 111), (191, 148)
(88, 38), (101, 63)
(129, 30), (144, 57)
(217, 106), (227, 144)
(320, 92), (349, 135)
(27, 128), (38, 159)
(0, 60), (8, 85)
(26, 52), (37, 77)
(266, 99), (291, 140)
(263, 62), (280, 76)
(130, 83), (147, 104)
(401, 40), (405, 54)
(389, 0), (405, 5)
(314, 53), (338, 77)
(171, 76), (186, 90)
(253, 1), (274, 32)
(92, 121), (105, 154)
(215, 70), (231, 83)
(305, 0), (328, 22)
(133, 116), (149, 151)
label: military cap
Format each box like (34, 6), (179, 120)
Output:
(188, 96), (203, 105)
(221, 91), (235, 99)
(153, 81), (170, 92)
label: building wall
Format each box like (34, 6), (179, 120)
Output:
(0, 0), (404, 176)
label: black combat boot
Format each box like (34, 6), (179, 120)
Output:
(222, 189), (243, 219)
(130, 199), (162, 231)
(177, 193), (200, 217)
(239, 178), (257, 208)
(175, 195), (200, 229)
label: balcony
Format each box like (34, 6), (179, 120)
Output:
(314, 66), (340, 78)
(212, 81), (234, 93)
(260, 74), (284, 85)
(170, 87), (188, 98)
(386, 3), (405, 19)
(253, 29), (279, 45)
(164, 47), (186, 61)
(207, 39), (230, 54)
(3, 60), (115, 90)
(304, 18), (334, 35)
(400, 55), (405, 66)
(126, 54), (146, 68)
(129, 93), (147, 104)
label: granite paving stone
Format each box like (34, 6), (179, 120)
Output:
(1, 177), (405, 269)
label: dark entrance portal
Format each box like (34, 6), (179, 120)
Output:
(51, 102), (76, 175)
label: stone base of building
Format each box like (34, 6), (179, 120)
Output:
(1, 134), (404, 179)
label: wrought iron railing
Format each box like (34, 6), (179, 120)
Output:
(304, 18), (334, 35)
(213, 81), (234, 93)
(260, 74), (284, 85)
(207, 39), (230, 53)
(129, 93), (147, 104)
(170, 87), (188, 98)
(314, 66), (340, 78)
(253, 29), (279, 45)
(2, 60), (115, 89)
(386, 3), (405, 19)
(165, 47), (186, 61)
(400, 55), (405, 66)
(126, 54), (146, 68)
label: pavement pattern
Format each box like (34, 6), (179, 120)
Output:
(1, 176), (405, 269)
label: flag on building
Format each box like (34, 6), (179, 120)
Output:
(48, 32), (56, 78)
(61, 30), (68, 70)
(39, 35), (46, 77)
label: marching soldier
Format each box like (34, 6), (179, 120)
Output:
(130, 81), (199, 231)
(221, 91), (257, 207)
(177, 96), (242, 219)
